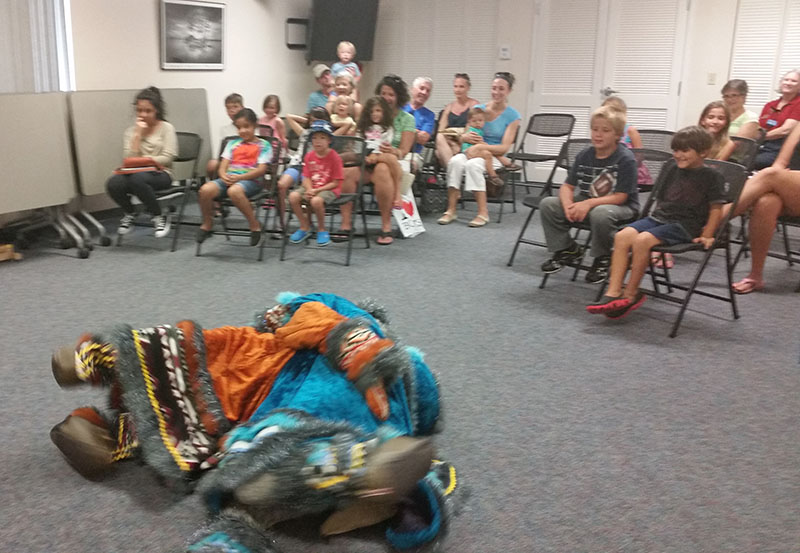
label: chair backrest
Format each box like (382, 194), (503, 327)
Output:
(526, 113), (576, 137)
(218, 135), (238, 158)
(558, 138), (593, 171)
(729, 136), (759, 171)
(256, 124), (274, 139)
(704, 159), (749, 239)
(629, 147), (673, 193)
(174, 131), (202, 180)
(175, 131), (202, 163)
(704, 159), (748, 206)
(638, 129), (675, 152)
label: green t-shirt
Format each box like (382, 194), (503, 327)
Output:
(392, 110), (416, 148)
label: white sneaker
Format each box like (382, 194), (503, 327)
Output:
(117, 213), (136, 235)
(152, 214), (171, 238)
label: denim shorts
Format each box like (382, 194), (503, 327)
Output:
(212, 178), (262, 198)
(281, 166), (302, 184)
(626, 216), (692, 246)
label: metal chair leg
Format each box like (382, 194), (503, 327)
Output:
(507, 207), (537, 266)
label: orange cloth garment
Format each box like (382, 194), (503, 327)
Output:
(202, 302), (345, 422)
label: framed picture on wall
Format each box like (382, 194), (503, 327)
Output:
(161, 0), (224, 70)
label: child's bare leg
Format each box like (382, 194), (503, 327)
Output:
(497, 155), (512, 167)
(206, 159), (219, 180)
(622, 232), (662, 298)
(289, 190), (310, 230)
(276, 174), (295, 228)
(198, 182), (219, 231)
(481, 152), (498, 177)
(605, 227), (638, 297)
(227, 184), (261, 231)
(310, 195), (327, 231)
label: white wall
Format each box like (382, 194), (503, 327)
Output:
(70, 0), (315, 147)
(676, 0), (738, 128)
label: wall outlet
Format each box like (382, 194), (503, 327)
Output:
(707, 72), (716, 85)
(499, 45), (512, 60)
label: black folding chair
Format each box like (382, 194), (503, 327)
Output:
(507, 138), (590, 266)
(279, 135), (368, 266)
(194, 135), (282, 260)
(514, 113), (576, 191)
(728, 136), (759, 171)
(637, 129), (675, 152)
(645, 160), (749, 337)
(116, 131), (203, 249)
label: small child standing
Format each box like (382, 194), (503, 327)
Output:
(357, 96), (404, 209)
(288, 121), (344, 247)
(330, 95), (356, 135)
(587, 126), (726, 319)
(331, 41), (361, 99)
(258, 94), (287, 151)
(196, 108), (272, 247)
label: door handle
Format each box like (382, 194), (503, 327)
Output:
(601, 86), (619, 96)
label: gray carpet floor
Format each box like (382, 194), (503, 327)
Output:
(1, 199), (798, 553)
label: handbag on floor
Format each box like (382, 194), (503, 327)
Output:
(392, 191), (425, 238)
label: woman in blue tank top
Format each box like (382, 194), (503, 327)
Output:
(438, 72), (521, 227)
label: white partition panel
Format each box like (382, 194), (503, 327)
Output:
(69, 88), (212, 196)
(0, 93), (76, 214)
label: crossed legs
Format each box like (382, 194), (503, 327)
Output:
(727, 167), (800, 291)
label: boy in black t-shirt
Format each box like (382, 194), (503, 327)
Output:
(587, 126), (726, 319)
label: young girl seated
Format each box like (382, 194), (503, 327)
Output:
(357, 97), (404, 209)
(586, 126), (726, 319)
(698, 100), (734, 160)
(330, 95), (356, 135)
(258, 94), (287, 151)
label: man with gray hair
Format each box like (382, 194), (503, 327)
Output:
(403, 76), (435, 155)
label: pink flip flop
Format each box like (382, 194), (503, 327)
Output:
(731, 277), (765, 295)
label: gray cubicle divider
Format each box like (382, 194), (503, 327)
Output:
(0, 93), (77, 215)
(68, 88), (212, 197)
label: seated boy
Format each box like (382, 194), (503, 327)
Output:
(540, 105), (639, 283)
(586, 125), (725, 319)
(196, 108), (271, 247)
(206, 93), (244, 179)
(288, 121), (344, 247)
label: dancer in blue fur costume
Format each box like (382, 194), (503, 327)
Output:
(49, 292), (457, 552)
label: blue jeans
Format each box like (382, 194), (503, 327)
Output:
(212, 178), (262, 198)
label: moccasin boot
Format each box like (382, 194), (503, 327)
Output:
(320, 436), (434, 536)
(51, 345), (81, 387)
(50, 407), (116, 478)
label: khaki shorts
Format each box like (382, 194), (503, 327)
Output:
(291, 186), (336, 205)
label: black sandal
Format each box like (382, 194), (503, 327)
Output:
(376, 231), (394, 245)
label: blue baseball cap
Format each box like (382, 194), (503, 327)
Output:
(309, 120), (334, 139)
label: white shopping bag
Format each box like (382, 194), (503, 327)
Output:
(392, 191), (426, 238)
